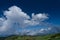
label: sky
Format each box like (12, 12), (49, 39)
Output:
(0, 0), (60, 24)
(0, 0), (60, 36)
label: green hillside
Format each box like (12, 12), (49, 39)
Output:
(0, 33), (60, 40)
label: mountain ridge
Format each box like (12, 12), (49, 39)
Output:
(0, 33), (60, 40)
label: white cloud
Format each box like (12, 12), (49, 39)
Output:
(0, 18), (4, 26)
(32, 13), (48, 22)
(0, 6), (59, 36)
(19, 27), (52, 36)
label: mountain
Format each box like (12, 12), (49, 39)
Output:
(0, 33), (60, 40)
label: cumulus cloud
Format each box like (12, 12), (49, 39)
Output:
(0, 6), (59, 36)
(0, 18), (4, 26)
(32, 13), (48, 22)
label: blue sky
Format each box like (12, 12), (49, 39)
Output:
(0, 0), (60, 36)
(0, 0), (60, 25)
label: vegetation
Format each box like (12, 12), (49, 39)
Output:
(0, 33), (60, 40)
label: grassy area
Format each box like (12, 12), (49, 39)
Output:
(0, 33), (60, 40)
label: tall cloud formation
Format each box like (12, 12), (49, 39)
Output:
(0, 6), (59, 36)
